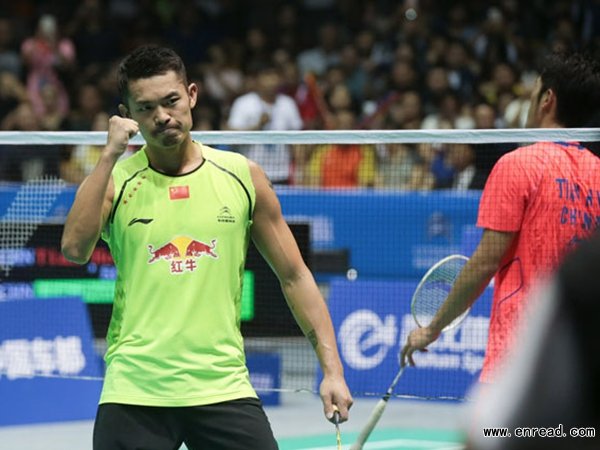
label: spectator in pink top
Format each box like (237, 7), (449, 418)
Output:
(402, 52), (600, 383)
(21, 14), (76, 121)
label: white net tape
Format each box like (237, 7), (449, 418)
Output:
(0, 128), (597, 145)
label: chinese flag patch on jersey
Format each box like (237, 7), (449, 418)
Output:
(169, 185), (190, 200)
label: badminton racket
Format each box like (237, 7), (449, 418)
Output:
(333, 407), (342, 450)
(350, 254), (470, 449)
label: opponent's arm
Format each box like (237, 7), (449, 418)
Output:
(61, 116), (138, 264)
(249, 161), (353, 422)
(401, 229), (515, 366)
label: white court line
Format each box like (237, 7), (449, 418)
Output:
(298, 438), (465, 450)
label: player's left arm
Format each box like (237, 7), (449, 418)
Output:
(249, 160), (353, 422)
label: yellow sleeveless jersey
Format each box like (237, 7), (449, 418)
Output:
(99, 143), (257, 406)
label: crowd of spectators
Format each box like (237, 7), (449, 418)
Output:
(0, 0), (598, 187)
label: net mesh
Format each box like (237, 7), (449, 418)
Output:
(0, 177), (65, 277)
(0, 129), (599, 403)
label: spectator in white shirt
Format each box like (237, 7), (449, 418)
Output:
(227, 63), (303, 184)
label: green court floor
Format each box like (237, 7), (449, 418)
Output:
(278, 428), (466, 450)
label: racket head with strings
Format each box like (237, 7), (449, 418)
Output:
(411, 254), (470, 331)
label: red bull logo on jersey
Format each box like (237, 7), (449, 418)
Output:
(147, 236), (218, 274)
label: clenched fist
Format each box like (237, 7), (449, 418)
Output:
(106, 115), (139, 158)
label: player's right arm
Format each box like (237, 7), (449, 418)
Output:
(61, 116), (138, 264)
(401, 229), (515, 366)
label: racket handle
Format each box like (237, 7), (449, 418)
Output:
(350, 398), (388, 450)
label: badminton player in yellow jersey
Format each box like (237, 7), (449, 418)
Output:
(62, 46), (352, 450)
(402, 52), (600, 383)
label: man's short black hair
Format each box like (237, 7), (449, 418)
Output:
(118, 46), (188, 102)
(539, 52), (600, 128)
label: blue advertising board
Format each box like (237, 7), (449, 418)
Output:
(0, 297), (104, 426)
(0, 186), (482, 279)
(278, 188), (481, 278)
(324, 278), (492, 400)
(246, 353), (281, 406)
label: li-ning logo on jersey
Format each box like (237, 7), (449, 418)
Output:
(217, 206), (236, 223)
(147, 236), (218, 274)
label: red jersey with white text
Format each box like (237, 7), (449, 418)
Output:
(477, 141), (600, 382)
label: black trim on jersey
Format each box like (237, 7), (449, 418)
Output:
(206, 159), (253, 221)
(128, 218), (154, 226)
(148, 158), (206, 177)
(110, 167), (149, 224)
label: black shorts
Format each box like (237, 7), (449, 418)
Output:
(93, 397), (279, 450)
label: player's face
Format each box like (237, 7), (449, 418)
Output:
(125, 71), (197, 149)
(525, 77), (543, 128)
